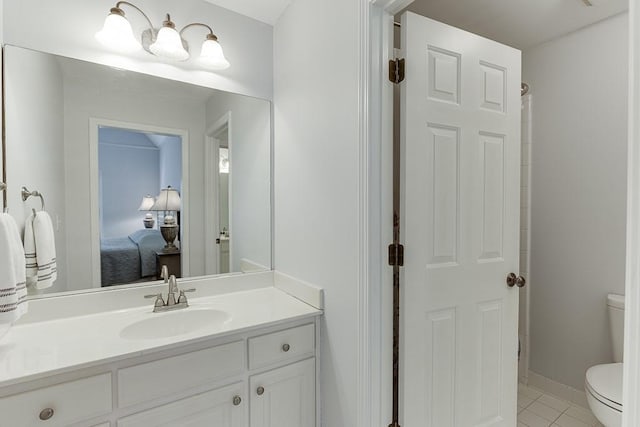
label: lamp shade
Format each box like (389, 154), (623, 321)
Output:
(95, 10), (141, 53)
(138, 195), (155, 211)
(199, 37), (230, 70)
(151, 187), (181, 212)
(150, 25), (189, 61)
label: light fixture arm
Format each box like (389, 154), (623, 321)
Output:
(179, 22), (219, 41)
(114, 1), (155, 33)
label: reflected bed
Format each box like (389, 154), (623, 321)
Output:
(100, 229), (165, 286)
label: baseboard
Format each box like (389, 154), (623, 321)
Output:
(527, 370), (589, 409)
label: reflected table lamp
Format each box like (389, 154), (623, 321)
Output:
(151, 186), (181, 252)
(138, 195), (156, 228)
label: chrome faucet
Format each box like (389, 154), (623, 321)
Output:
(161, 265), (169, 282)
(144, 273), (195, 313)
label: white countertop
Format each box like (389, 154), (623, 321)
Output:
(0, 286), (321, 388)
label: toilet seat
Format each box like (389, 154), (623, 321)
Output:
(586, 363), (623, 427)
(585, 363), (623, 412)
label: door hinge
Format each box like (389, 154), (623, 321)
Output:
(388, 243), (405, 267)
(389, 58), (405, 84)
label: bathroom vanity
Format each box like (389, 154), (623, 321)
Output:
(0, 272), (323, 427)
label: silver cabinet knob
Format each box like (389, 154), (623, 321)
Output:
(233, 395), (242, 406)
(257, 386), (265, 396)
(39, 408), (54, 421)
(506, 273), (526, 288)
(282, 343), (290, 352)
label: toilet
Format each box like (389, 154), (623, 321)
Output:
(585, 294), (625, 427)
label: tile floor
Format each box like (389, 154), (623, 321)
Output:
(518, 383), (604, 427)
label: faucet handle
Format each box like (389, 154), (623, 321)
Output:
(144, 293), (165, 307)
(177, 288), (196, 305)
(161, 265), (169, 282)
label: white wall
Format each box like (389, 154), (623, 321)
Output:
(98, 130), (161, 239)
(4, 46), (68, 294)
(206, 92), (271, 271)
(3, 0), (273, 100)
(523, 13), (629, 390)
(157, 136), (182, 190)
(274, 0), (361, 425)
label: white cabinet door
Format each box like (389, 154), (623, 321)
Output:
(249, 358), (315, 427)
(117, 383), (246, 427)
(401, 11), (521, 427)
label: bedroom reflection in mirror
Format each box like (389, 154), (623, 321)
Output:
(98, 126), (183, 287)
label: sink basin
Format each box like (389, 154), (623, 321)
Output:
(120, 309), (230, 340)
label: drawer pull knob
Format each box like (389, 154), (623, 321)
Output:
(282, 343), (291, 352)
(257, 386), (265, 396)
(233, 395), (242, 406)
(39, 408), (54, 421)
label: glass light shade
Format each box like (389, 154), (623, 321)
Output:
(199, 38), (230, 70)
(95, 12), (141, 53)
(138, 195), (155, 211)
(151, 187), (181, 212)
(150, 26), (189, 61)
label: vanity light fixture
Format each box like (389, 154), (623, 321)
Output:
(95, 1), (230, 70)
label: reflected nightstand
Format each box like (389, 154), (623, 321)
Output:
(156, 251), (181, 279)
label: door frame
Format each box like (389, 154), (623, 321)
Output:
(364, 1), (640, 427)
(89, 118), (190, 288)
(359, 1), (408, 426)
(204, 111), (233, 275)
(624, 3), (640, 426)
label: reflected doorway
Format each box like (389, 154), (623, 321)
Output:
(97, 124), (183, 287)
(205, 112), (233, 275)
(217, 131), (231, 274)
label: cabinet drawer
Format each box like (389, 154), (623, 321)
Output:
(117, 382), (245, 427)
(0, 373), (112, 427)
(118, 340), (244, 408)
(248, 324), (315, 369)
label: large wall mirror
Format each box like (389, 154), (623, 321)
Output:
(3, 45), (272, 296)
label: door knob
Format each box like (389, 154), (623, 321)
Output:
(506, 273), (526, 288)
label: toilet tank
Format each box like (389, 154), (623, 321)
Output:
(607, 294), (625, 363)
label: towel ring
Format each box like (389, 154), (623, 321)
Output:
(21, 187), (45, 213)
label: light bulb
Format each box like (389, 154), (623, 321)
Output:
(95, 9), (141, 53)
(150, 21), (189, 61)
(199, 36), (230, 70)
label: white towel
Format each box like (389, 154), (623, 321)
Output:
(0, 213), (27, 324)
(24, 211), (57, 290)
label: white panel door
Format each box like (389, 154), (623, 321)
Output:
(400, 12), (521, 427)
(250, 358), (315, 427)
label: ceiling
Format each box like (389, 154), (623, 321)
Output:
(402, 0), (628, 49)
(203, 0), (291, 25)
